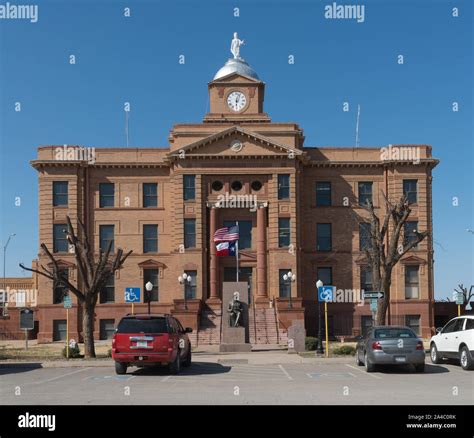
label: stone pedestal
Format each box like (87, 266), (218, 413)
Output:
(287, 320), (306, 353)
(219, 281), (252, 352)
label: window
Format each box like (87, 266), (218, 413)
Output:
(404, 221), (418, 247)
(212, 180), (223, 192)
(144, 269), (159, 302)
(184, 219), (196, 248)
(358, 182), (373, 206)
(359, 222), (371, 251)
(279, 270), (291, 298)
(231, 180), (243, 191)
(99, 225), (114, 252)
(143, 183), (158, 208)
(403, 179), (418, 204)
(100, 274), (115, 303)
(316, 223), (332, 251)
(99, 183), (114, 208)
(53, 320), (67, 341)
(405, 265), (419, 299)
(405, 315), (421, 336)
(278, 218), (291, 247)
(360, 266), (373, 293)
(316, 182), (331, 206)
(99, 319), (116, 340)
(53, 269), (69, 304)
(465, 319), (474, 331)
(278, 174), (290, 200)
(143, 225), (158, 253)
(251, 180), (262, 191)
(224, 220), (252, 249)
(53, 181), (68, 207)
(184, 270), (197, 299)
(53, 224), (68, 253)
(183, 175), (195, 201)
(442, 318), (464, 333)
(317, 267), (332, 285)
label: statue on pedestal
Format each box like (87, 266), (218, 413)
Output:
(230, 32), (245, 60)
(228, 291), (243, 327)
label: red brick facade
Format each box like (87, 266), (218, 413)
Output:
(26, 58), (438, 343)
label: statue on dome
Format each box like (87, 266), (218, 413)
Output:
(230, 32), (245, 60)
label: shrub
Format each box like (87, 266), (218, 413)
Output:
(62, 343), (81, 359)
(305, 336), (319, 351)
(332, 345), (356, 356)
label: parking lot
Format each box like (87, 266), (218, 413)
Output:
(0, 358), (472, 405)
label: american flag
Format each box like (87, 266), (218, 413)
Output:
(214, 225), (239, 242)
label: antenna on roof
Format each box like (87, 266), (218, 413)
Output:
(355, 104), (361, 148)
(125, 110), (130, 147)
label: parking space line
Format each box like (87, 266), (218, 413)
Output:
(346, 364), (382, 379)
(35, 367), (92, 385)
(278, 364), (293, 380)
(161, 375), (172, 382)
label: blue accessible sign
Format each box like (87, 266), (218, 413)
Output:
(318, 286), (335, 303)
(125, 287), (141, 303)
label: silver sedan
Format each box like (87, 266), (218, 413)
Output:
(355, 326), (426, 372)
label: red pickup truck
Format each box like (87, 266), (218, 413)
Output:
(112, 314), (192, 375)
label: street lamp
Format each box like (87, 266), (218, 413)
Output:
(178, 273), (192, 310)
(145, 281), (153, 315)
(283, 271), (296, 309)
(2, 234), (16, 317)
(316, 279), (324, 355)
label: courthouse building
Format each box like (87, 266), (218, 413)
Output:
(29, 44), (439, 343)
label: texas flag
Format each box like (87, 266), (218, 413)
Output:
(216, 241), (237, 257)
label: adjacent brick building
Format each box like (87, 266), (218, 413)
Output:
(29, 53), (439, 343)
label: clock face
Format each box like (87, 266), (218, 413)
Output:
(227, 91), (247, 112)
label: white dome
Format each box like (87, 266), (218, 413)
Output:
(213, 58), (260, 81)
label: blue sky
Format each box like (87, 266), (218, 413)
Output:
(0, 0), (472, 299)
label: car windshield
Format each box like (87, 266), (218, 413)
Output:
(116, 317), (168, 334)
(374, 328), (416, 339)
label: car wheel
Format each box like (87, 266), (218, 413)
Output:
(356, 350), (363, 366)
(460, 346), (474, 370)
(364, 352), (375, 373)
(414, 363), (425, 373)
(169, 350), (181, 375)
(115, 362), (127, 375)
(183, 347), (192, 368)
(430, 343), (442, 364)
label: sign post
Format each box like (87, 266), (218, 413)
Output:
(455, 291), (464, 316)
(19, 309), (34, 351)
(318, 286), (334, 358)
(125, 287), (141, 314)
(363, 292), (385, 326)
(63, 295), (72, 359)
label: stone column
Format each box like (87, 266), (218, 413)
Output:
(209, 205), (218, 299)
(256, 203), (268, 302)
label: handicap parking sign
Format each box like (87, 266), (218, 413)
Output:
(318, 286), (334, 302)
(125, 287), (141, 303)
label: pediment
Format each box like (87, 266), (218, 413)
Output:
(210, 73), (261, 84)
(137, 259), (168, 269)
(47, 259), (75, 269)
(168, 126), (302, 158)
(400, 255), (427, 265)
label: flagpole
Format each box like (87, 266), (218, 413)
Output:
(236, 221), (239, 282)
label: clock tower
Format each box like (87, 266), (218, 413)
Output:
(204, 34), (271, 123)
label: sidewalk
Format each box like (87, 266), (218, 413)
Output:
(0, 348), (352, 367)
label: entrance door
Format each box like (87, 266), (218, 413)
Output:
(223, 267), (253, 303)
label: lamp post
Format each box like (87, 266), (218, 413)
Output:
(178, 273), (192, 310)
(2, 234), (16, 317)
(283, 271), (296, 309)
(316, 279), (324, 355)
(145, 281), (153, 315)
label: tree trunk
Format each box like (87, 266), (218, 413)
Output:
(376, 270), (392, 325)
(82, 299), (96, 358)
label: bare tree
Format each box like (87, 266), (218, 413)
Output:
(357, 194), (429, 325)
(454, 284), (474, 308)
(20, 216), (132, 358)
